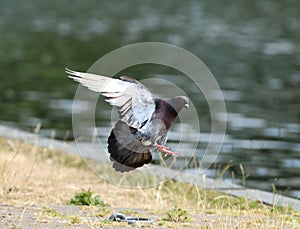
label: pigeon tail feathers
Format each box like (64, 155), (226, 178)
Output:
(107, 120), (152, 172)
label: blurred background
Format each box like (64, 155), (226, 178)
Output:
(0, 0), (299, 198)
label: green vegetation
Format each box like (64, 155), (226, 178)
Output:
(69, 189), (111, 217)
(162, 205), (190, 222)
(69, 216), (81, 225)
(69, 189), (108, 207)
(119, 209), (138, 215)
(40, 207), (67, 218)
(10, 225), (22, 229)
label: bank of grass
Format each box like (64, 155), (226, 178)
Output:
(0, 137), (299, 228)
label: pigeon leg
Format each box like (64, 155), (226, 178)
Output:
(154, 144), (170, 151)
(154, 144), (179, 157)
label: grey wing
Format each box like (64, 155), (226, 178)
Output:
(66, 68), (156, 128)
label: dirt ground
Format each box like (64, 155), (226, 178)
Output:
(0, 137), (299, 228)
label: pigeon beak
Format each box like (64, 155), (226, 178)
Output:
(184, 104), (190, 110)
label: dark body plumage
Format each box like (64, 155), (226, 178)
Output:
(107, 120), (152, 172)
(66, 69), (189, 172)
(107, 98), (185, 172)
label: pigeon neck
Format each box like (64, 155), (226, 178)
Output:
(153, 99), (179, 130)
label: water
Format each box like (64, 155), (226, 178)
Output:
(0, 1), (299, 198)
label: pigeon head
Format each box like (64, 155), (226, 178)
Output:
(167, 96), (189, 112)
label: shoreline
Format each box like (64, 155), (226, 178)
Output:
(0, 124), (299, 211)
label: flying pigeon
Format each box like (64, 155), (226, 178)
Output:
(66, 68), (189, 172)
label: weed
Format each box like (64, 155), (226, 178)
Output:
(162, 205), (190, 222)
(271, 204), (295, 214)
(40, 207), (67, 218)
(69, 215), (81, 224)
(10, 225), (22, 229)
(218, 160), (233, 179)
(210, 195), (263, 211)
(69, 189), (110, 209)
(119, 209), (138, 215)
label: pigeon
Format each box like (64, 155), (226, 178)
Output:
(66, 68), (189, 172)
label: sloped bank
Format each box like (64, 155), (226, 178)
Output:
(0, 125), (299, 211)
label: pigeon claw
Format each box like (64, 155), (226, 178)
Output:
(154, 144), (179, 157)
(154, 144), (170, 150)
(162, 148), (179, 157)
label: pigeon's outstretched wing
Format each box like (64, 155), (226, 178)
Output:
(66, 68), (155, 128)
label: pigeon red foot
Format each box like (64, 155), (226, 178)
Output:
(154, 144), (180, 157)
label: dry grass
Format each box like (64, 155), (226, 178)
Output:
(0, 137), (299, 228)
(0, 137), (169, 209)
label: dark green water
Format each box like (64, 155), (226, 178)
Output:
(0, 1), (299, 198)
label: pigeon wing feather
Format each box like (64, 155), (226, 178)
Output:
(66, 68), (155, 128)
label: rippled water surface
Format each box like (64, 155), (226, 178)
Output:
(0, 1), (299, 198)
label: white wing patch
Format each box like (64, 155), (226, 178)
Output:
(66, 68), (155, 128)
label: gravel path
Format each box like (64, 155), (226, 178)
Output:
(2, 204), (298, 228)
